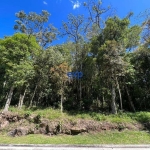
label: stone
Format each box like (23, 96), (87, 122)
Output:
(8, 129), (17, 137)
(12, 116), (18, 122)
(39, 122), (48, 128)
(34, 129), (40, 134)
(16, 127), (29, 136)
(0, 120), (9, 129)
(71, 127), (87, 135)
(8, 127), (29, 137)
(39, 128), (46, 134)
(46, 122), (59, 134)
(28, 128), (35, 134)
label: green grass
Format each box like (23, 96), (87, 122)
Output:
(1, 107), (150, 144)
(2, 106), (150, 124)
(7, 106), (67, 120)
(0, 131), (150, 144)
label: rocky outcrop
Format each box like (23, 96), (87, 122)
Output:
(0, 112), (23, 122)
(0, 112), (145, 137)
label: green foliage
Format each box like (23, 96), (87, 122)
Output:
(3, 106), (150, 125)
(89, 112), (106, 121)
(0, 5), (149, 114)
(34, 114), (41, 123)
(127, 112), (150, 123)
(0, 33), (40, 84)
(24, 111), (31, 118)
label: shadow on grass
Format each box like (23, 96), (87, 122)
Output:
(127, 112), (150, 131)
(24, 106), (47, 111)
(66, 110), (150, 131)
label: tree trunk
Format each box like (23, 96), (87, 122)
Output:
(116, 77), (123, 110)
(125, 84), (136, 112)
(3, 81), (6, 88)
(29, 84), (38, 108)
(3, 86), (14, 112)
(79, 60), (83, 109)
(37, 92), (43, 107)
(111, 82), (117, 114)
(60, 93), (63, 113)
(79, 80), (82, 109)
(18, 88), (27, 109)
(102, 94), (104, 109)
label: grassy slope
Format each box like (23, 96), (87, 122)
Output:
(0, 107), (150, 144)
(4, 106), (150, 123)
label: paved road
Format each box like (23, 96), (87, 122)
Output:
(0, 145), (150, 150)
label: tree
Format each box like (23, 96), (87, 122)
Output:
(61, 14), (89, 108)
(90, 16), (141, 113)
(0, 33), (40, 111)
(130, 39), (150, 110)
(83, 0), (110, 38)
(28, 46), (65, 108)
(50, 62), (70, 113)
(14, 10), (57, 48)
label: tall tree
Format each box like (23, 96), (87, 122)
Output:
(83, 0), (110, 38)
(0, 33), (40, 111)
(90, 16), (141, 113)
(14, 10), (57, 48)
(61, 14), (89, 108)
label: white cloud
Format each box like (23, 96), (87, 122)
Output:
(43, 1), (48, 5)
(73, 1), (80, 9)
(70, 0), (81, 9)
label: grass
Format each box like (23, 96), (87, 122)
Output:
(1, 107), (150, 144)
(0, 131), (150, 144)
(1, 106), (150, 124)
(7, 106), (65, 120)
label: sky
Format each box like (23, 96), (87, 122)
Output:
(0, 0), (149, 45)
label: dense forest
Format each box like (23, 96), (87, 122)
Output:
(0, 0), (150, 114)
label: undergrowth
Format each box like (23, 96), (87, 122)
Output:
(1, 106), (150, 124)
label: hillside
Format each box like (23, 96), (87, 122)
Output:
(0, 107), (150, 144)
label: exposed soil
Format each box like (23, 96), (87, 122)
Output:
(0, 111), (146, 137)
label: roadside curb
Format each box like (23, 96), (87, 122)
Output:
(0, 144), (150, 148)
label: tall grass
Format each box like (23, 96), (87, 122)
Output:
(2, 106), (150, 123)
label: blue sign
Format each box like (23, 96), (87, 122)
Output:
(67, 71), (83, 79)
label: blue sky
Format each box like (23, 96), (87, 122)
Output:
(0, 0), (149, 44)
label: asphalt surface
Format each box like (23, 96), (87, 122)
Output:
(0, 145), (150, 150)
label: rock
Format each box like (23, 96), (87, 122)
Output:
(62, 129), (71, 135)
(34, 129), (40, 134)
(8, 127), (29, 137)
(12, 116), (18, 122)
(46, 122), (59, 134)
(27, 115), (34, 122)
(8, 129), (17, 137)
(0, 120), (9, 129)
(39, 128), (46, 134)
(34, 115), (41, 123)
(40, 123), (46, 128)
(0, 112), (22, 122)
(71, 127), (87, 135)
(28, 128), (35, 134)
(39, 121), (48, 128)
(16, 127), (29, 136)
